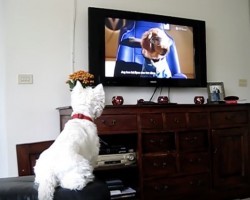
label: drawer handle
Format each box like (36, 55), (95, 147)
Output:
(153, 162), (167, 167)
(112, 120), (116, 126)
(198, 115), (206, 120)
(190, 180), (203, 186)
(225, 115), (235, 121)
(191, 136), (198, 143)
(197, 180), (202, 186)
(150, 139), (164, 144)
(154, 185), (169, 191)
(150, 139), (155, 143)
(185, 136), (198, 143)
(174, 118), (180, 123)
(163, 185), (168, 190)
(189, 158), (202, 163)
(159, 139), (164, 143)
(101, 119), (116, 126)
(150, 118), (156, 124)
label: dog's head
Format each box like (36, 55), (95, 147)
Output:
(71, 81), (105, 119)
(141, 28), (172, 60)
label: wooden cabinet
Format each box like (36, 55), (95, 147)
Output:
(57, 104), (250, 200)
(212, 127), (249, 188)
(210, 108), (250, 199)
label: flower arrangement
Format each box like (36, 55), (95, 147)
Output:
(66, 70), (94, 91)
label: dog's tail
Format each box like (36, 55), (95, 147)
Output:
(36, 170), (57, 200)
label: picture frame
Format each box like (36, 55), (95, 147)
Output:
(207, 82), (225, 102)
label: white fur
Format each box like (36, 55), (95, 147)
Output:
(34, 81), (105, 200)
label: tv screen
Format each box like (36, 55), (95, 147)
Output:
(88, 7), (207, 87)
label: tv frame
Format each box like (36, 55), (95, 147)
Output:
(88, 7), (207, 87)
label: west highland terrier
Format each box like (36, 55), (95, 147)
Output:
(34, 81), (105, 200)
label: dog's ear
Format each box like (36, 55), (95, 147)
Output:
(72, 81), (84, 93)
(71, 81), (86, 112)
(94, 84), (105, 105)
(94, 84), (104, 94)
(93, 84), (105, 118)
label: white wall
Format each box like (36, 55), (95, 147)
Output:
(0, 0), (250, 177)
(0, 0), (8, 177)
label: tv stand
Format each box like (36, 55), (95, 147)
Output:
(56, 104), (250, 200)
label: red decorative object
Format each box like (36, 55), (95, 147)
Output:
(194, 96), (205, 104)
(157, 96), (169, 104)
(112, 96), (124, 105)
(224, 96), (239, 104)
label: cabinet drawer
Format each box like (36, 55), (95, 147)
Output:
(178, 131), (208, 152)
(95, 115), (137, 133)
(164, 113), (187, 130)
(142, 154), (177, 177)
(188, 112), (208, 128)
(140, 114), (163, 129)
(143, 174), (210, 200)
(179, 152), (210, 173)
(142, 133), (175, 153)
(211, 111), (248, 127)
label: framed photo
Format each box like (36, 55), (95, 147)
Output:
(207, 82), (225, 102)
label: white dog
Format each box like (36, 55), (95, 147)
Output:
(34, 81), (105, 200)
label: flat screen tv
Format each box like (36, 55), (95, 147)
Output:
(88, 7), (207, 87)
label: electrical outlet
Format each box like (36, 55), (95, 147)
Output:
(239, 79), (247, 87)
(18, 74), (33, 84)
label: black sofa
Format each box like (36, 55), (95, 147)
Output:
(0, 175), (110, 200)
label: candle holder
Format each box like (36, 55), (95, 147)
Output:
(194, 96), (205, 104)
(157, 96), (169, 104)
(112, 96), (124, 105)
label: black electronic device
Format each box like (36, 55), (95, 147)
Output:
(106, 179), (124, 190)
(99, 145), (132, 155)
(88, 7), (207, 88)
(99, 138), (134, 155)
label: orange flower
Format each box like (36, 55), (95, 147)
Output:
(66, 70), (94, 90)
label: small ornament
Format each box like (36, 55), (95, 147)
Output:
(194, 96), (205, 104)
(112, 96), (124, 105)
(157, 96), (169, 104)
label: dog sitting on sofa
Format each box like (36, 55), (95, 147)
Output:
(34, 81), (105, 200)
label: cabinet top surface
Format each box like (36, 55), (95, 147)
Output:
(58, 103), (250, 110)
